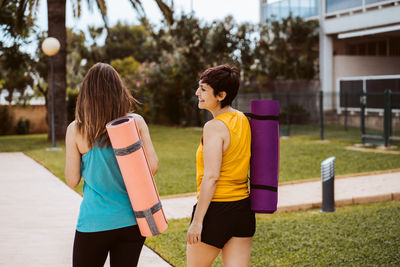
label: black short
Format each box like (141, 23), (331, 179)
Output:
(191, 197), (256, 249)
(73, 225), (145, 267)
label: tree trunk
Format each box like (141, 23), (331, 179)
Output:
(47, 0), (67, 141)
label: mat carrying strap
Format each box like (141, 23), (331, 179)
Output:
(134, 201), (163, 235)
(250, 184), (278, 192)
(114, 139), (143, 156)
(244, 113), (279, 121)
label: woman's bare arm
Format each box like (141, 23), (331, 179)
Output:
(132, 114), (159, 176)
(65, 121), (82, 188)
(187, 119), (228, 245)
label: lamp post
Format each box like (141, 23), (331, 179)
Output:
(41, 37), (60, 151)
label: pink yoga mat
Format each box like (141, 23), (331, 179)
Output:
(106, 115), (168, 236)
(247, 100), (279, 213)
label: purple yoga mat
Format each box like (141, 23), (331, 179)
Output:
(249, 100), (279, 213)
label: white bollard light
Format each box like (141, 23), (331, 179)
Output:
(321, 156), (335, 213)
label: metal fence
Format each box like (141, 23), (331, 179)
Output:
(232, 90), (400, 146)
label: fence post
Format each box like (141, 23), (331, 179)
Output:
(319, 91), (324, 141)
(286, 92), (291, 136)
(384, 89), (392, 147)
(344, 91), (348, 131)
(388, 91), (392, 142)
(360, 93), (366, 145)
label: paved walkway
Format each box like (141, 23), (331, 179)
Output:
(0, 153), (170, 267)
(0, 152), (399, 266)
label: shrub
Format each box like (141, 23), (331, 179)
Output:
(0, 105), (13, 135)
(15, 117), (30, 134)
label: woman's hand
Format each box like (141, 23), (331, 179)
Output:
(187, 221), (203, 245)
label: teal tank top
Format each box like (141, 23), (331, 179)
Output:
(77, 144), (137, 232)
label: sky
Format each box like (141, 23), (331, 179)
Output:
(36, 0), (261, 33)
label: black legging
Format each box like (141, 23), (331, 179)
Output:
(73, 225), (145, 267)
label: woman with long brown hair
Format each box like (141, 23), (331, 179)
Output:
(65, 62), (158, 267)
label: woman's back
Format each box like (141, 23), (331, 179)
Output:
(77, 143), (136, 232)
(196, 110), (251, 202)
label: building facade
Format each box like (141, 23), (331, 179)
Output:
(260, 0), (400, 112)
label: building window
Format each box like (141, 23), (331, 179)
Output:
(377, 41), (387, 56)
(262, 0), (319, 23)
(326, 0), (362, 14)
(339, 77), (400, 111)
(365, 0), (388, 5)
(389, 37), (400, 56)
(345, 38), (399, 56)
(348, 44), (357, 55)
(358, 43), (366, 55)
(367, 42), (376, 56)
(326, 0), (389, 14)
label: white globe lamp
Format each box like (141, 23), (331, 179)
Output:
(42, 37), (60, 57)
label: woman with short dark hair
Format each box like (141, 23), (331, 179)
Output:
(187, 64), (255, 266)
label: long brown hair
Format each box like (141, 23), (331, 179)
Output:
(75, 63), (136, 148)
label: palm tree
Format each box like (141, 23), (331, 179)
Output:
(4, 0), (174, 140)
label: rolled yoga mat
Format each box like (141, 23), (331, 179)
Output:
(106, 116), (168, 237)
(246, 100), (279, 213)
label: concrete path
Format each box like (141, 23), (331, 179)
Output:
(0, 153), (170, 267)
(0, 152), (399, 266)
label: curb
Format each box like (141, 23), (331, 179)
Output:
(160, 192), (196, 199)
(279, 168), (400, 186)
(276, 193), (400, 213)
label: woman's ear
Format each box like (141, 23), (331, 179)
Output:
(217, 91), (227, 102)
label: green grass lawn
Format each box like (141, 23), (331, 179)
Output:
(291, 124), (365, 141)
(146, 125), (201, 195)
(145, 201), (400, 267)
(278, 135), (400, 182)
(288, 124), (400, 148)
(0, 124), (399, 195)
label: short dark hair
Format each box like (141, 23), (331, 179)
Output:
(200, 64), (240, 108)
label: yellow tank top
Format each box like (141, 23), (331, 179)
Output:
(196, 110), (251, 202)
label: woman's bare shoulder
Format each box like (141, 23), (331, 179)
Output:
(66, 120), (77, 137)
(204, 119), (229, 136)
(66, 120), (90, 153)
